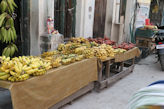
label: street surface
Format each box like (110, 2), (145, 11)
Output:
(63, 55), (164, 109)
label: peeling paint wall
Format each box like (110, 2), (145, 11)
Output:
(30, 0), (54, 55)
(75, 0), (95, 38)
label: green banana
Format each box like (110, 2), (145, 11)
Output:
(10, 28), (15, 41)
(6, 28), (11, 43)
(0, 0), (8, 13)
(10, 45), (15, 56)
(11, 27), (16, 39)
(0, 12), (8, 27)
(12, 43), (18, 52)
(2, 47), (8, 56)
(6, 17), (14, 27)
(0, 74), (10, 80)
(10, 0), (17, 8)
(1, 27), (7, 42)
(0, 32), (2, 41)
(6, 46), (11, 57)
(7, 0), (14, 13)
(0, 72), (8, 76)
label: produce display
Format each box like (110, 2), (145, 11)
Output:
(0, 0), (18, 57)
(0, 37), (136, 82)
(0, 56), (52, 82)
(88, 37), (115, 45)
(112, 42), (135, 50)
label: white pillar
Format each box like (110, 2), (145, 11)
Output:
(76, 0), (95, 38)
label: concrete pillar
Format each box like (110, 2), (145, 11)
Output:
(30, 0), (54, 55)
(76, 0), (95, 38)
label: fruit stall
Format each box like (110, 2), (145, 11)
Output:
(0, 37), (140, 109)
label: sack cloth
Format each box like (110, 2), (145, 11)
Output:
(0, 58), (98, 109)
(115, 47), (141, 62)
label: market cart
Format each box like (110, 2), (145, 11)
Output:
(95, 47), (141, 92)
(0, 58), (98, 109)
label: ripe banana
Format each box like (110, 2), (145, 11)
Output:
(0, 74), (10, 80)
(0, 72), (7, 76)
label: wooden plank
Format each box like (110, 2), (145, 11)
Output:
(49, 82), (94, 109)
(93, 0), (107, 38)
(95, 64), (135, 92)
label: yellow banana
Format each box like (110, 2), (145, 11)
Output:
(0, 72), (7, 76)
(0, 74), (10, 80)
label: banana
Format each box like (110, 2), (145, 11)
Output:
(6, 46), (11, 57)
(10, 29), (15, 42)
(6, 28), (11, 43)
(7, 0), (14, 13)
(10, 71), (19, 77)
(6, 17), (14, 27)
(26, 68), (37, 75)
(2, 47), (8, 56)
(0, 72), (7, 76)
(0, 32), (2, 41)
(10, 45), (15, 57)
(12, 43), (18, 52)
(0, 74), (10, 80)
(11, 27), (17, 40)
(1, 27), (7, 42)
(0, 0), (8, 13)
(10, 0), (17, 8)
(0, 12), (8, 27)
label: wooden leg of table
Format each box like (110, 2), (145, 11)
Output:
(98, 64), (103, 81)
(120, 62), (124, 72)
(105, 61), (110, 78)
(132, 58), (135, 65)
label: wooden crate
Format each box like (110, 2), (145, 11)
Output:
(95, 58), (135, 92)
(136, 37), (156, 51)
(50, 82), (94, 109)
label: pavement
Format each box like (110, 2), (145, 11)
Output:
(63, 54), (164, 109)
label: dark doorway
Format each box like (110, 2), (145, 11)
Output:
(54, 0), (76, 38)
(93, 0), (107, 38)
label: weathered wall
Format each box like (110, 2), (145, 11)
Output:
(30, 0), (40, 56)
(104, 0), (114, 38)
(30, 0), (54, 55)
(75, 0), (95, 38)
(123, 0), (136, 42)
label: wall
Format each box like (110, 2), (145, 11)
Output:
(75, 0), (95, 38)
(104, 0), (114, 38)
(123, 0), (137, 42)
(30, 0), (54, 55)
(30, 0), (40, 56)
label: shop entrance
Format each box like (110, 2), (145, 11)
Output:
(54, 0), (76, 38)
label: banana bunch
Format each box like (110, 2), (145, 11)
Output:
(75, 46), (87, 55)
(0, 21), (17, 43)
(51, 57), (62, 68)
(114, 48), (127, 55)
(83, 48), (95, 59)
(61, 58), (72, 65)
(0, 56), (10, 63)
(0, 56), (52, 82)
(104, 45), (115, 57)
(70, 37), (89, 43)
(8, 74), (29, 82)
(0, 12), (8, 27)
(0, 72), (10, 80)
(75, 55), (84, 61)
(0, 0), (17, 13)
(41, 50), (59, 57)
(93, 47), (108, 60)
(2, 43), (18, 57)
(32, 69), (46, 76)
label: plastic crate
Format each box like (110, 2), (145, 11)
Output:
(135, 27), (156, 38)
